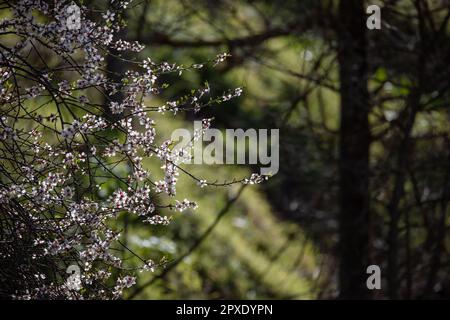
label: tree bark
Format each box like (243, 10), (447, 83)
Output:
(337, 0), (371, 299)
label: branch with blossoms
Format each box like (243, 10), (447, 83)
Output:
(0, 0), (268, 299)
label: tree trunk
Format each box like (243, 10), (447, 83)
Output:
(337, 0), (371, 299)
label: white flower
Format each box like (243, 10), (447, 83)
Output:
(102, 10), (115, 22)
(110, 102), (125, 114)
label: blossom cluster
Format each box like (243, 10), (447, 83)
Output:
(0, 0), (266, 299)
